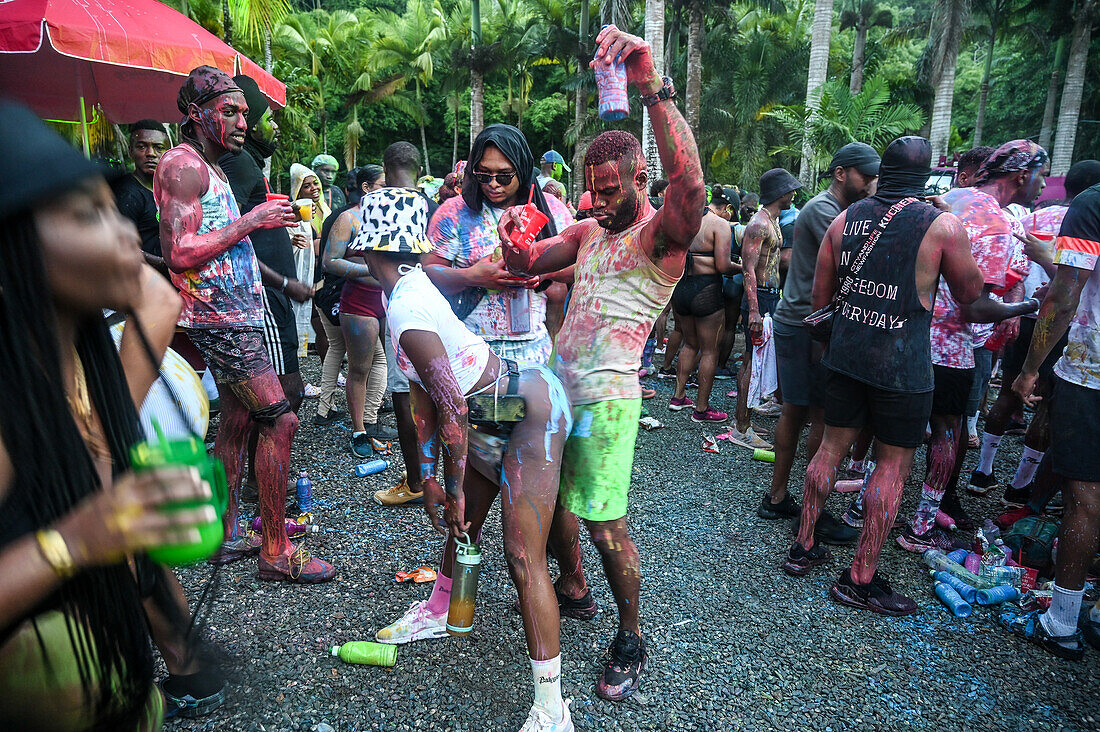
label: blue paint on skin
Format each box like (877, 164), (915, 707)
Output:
(533, 365), (573, 461)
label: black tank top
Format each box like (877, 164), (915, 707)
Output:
(822, 196), (941, 393)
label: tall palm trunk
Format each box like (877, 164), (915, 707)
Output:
(469, 0), (484, 148)
(928, 0), (969, 162)
(800, 0), (834, 184)
(685, 0), (704, 137)
(973, 26), (996, 146)
(264, 28), (273, 73)
(849, 22), (867, 94)
(1051, 5), (1093, 175)
(416, 83), (432, 177)
(643, 0), (666, 181)
(1038, 38), (1065, 152)
(572, 0), (591, 201)
(221, 0), (233, 46)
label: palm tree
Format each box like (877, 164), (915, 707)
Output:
(274, 10), (360, 152)
(970, 0), (1025, 147)
(685, 0), (705, 136)
(768, 76), (925, 179)
(800, 0), (835, 185)
(1038, 37), (1065, 153)
(1051, 0), (1097, 175)
(922, 0), (971, 161)
(643, 0), (666, 181)
(839, 0), (892, 94)
(471, 0), (484, 147)
(370, 0), (448, 176)
(228, 0), (293, 72)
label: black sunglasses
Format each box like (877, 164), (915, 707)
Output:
(472, 170), (518, 186)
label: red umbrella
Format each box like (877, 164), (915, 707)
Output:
(0, 0), (285, 133)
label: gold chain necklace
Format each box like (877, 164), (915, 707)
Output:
(67, 347), (110, 462)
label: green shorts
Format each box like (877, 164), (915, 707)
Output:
(560, 398), (642, 522)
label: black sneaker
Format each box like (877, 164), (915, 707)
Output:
(311, 408), (345, 426)
(714, 367), (734, 380)
(594, 629), (648, 701)
(656, 368), (676, 380)
(968, 469), (1000, 495)
(830, 569), (917, 616)
(758, 491), (801, 520)
(939, 494), (978, 532)
(350, 433), (372, 458)
(1001, 485), (1030, 508)
(895, 526), (954, 553)
(791, 510), (859, 545)
(781, 541), (832, 576)
(557, 586), (599, 620)
(364, 421), (398, 440)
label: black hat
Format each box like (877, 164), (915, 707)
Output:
(233, 74), (269, 130)
(759, 168), (801, 205)
(711, 185), (741, 210)
(825, 142), (881, 178)
(0, 99), (115, 220)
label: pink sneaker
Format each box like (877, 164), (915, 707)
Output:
(668, 396), (694, 411)
(691, 408), (728, 423)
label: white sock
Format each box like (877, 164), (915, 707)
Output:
(977, 432), (1002, 475)
(1041, 584), (1084, 637)
(353, 431), (366, 438)
(967, 414), (979, 436)
(530, 655), (564, 721)
(1090, 601), (1100, 624)
(1011, 447), (1044, 490)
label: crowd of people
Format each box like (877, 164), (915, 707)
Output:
(1, 22), (1099, 732)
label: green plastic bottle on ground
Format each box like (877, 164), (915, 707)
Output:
(330, 641), (397, 667)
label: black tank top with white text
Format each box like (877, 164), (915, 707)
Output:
(822, 196), (942, 393)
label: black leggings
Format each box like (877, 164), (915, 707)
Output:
(672, 274), (724, 317)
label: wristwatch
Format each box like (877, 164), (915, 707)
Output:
(640, 76), (676, 107)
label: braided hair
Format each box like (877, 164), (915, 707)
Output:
(0, 216), (154, 729)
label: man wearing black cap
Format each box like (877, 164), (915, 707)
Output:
(761, 143), (880, 536)
(897, 139), (1046, 553)
(219, 75), (313, 409)
(154, 65), (336, 583)
(730, 168), (801, 449)
(782, 136), (982, 615)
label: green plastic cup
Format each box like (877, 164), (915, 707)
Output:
(752, 448), (775, 463)
(331, 641), (397, 667)
(130, 423), (228, 566)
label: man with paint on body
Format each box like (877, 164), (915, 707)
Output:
(498, 24), (705, 700)
(895, 140), (1047, 554)
(782, 136), (982, 614)
(153, 65), (335, 582)
(312, 153), (346, 212)
(352, 175), (576, 732)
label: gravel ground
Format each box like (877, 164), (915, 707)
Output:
(170, 354), (1100, 732)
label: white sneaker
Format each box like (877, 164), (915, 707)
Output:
(337, 372), (347, 388)
(753, 401), (782, 417)
(303, 382), (322, 398)
(726, 426), (772, 450)
(520, 700), (573, 732)
(375, 601), (448, 645)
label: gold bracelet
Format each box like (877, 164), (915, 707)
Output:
(36, 529), (76, 580)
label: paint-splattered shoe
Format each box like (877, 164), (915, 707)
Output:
(257, 546), (336, 583)
(595, 630), (647, 701)
(375, 600), (448, 645)
(519, 700), (574, 732)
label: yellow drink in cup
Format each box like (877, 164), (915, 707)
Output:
(294, 199), (313, 221)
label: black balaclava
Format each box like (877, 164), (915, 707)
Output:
(462, 124), (558, 240)
(874, 136), (932, 203)
(233, 74), (276, 162)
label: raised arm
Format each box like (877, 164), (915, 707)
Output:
(117, 265), (182, 409)
(401, 330), (471, 538)
(155, 148), (294, 273)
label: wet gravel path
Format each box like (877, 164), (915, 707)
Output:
(171, 358), (1100, 731)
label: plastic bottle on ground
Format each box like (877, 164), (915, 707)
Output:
(296, 470), (312, 513)
(330, 641), (397, 667)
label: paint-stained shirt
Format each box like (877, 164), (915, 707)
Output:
(1017, 205), (1068, 316)
(553, 216), (680, 405)
(427, 194), (573, 342)
(156, 147), (263, 329)
(383, 266), (491, 396)
(1053, 185), (1100, 390)
(930, 188), (1018, 369)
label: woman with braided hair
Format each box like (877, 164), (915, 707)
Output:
(0, 101), (217, 728)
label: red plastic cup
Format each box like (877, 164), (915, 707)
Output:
(509, 203), (549, 251)
(593, 57), (629, 121)
(265, 193), (289, 203)
(1032, 230), (1056, 242)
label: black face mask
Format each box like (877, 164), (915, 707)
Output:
(245, 131), (276, 163)
(874, 136), (932, 203)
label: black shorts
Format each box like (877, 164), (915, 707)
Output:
(672, 274), (724, 317)
(723, 274), (744, 303)
(774, 319), (823, 407)
(1050, 376), (1100, 482)
(1001, 317), (1069, 380)
(822, 367), (932, 448)
(260, 287), (299, 376)
(931, 364), (973, 417)
(741, 288), (781, 333)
